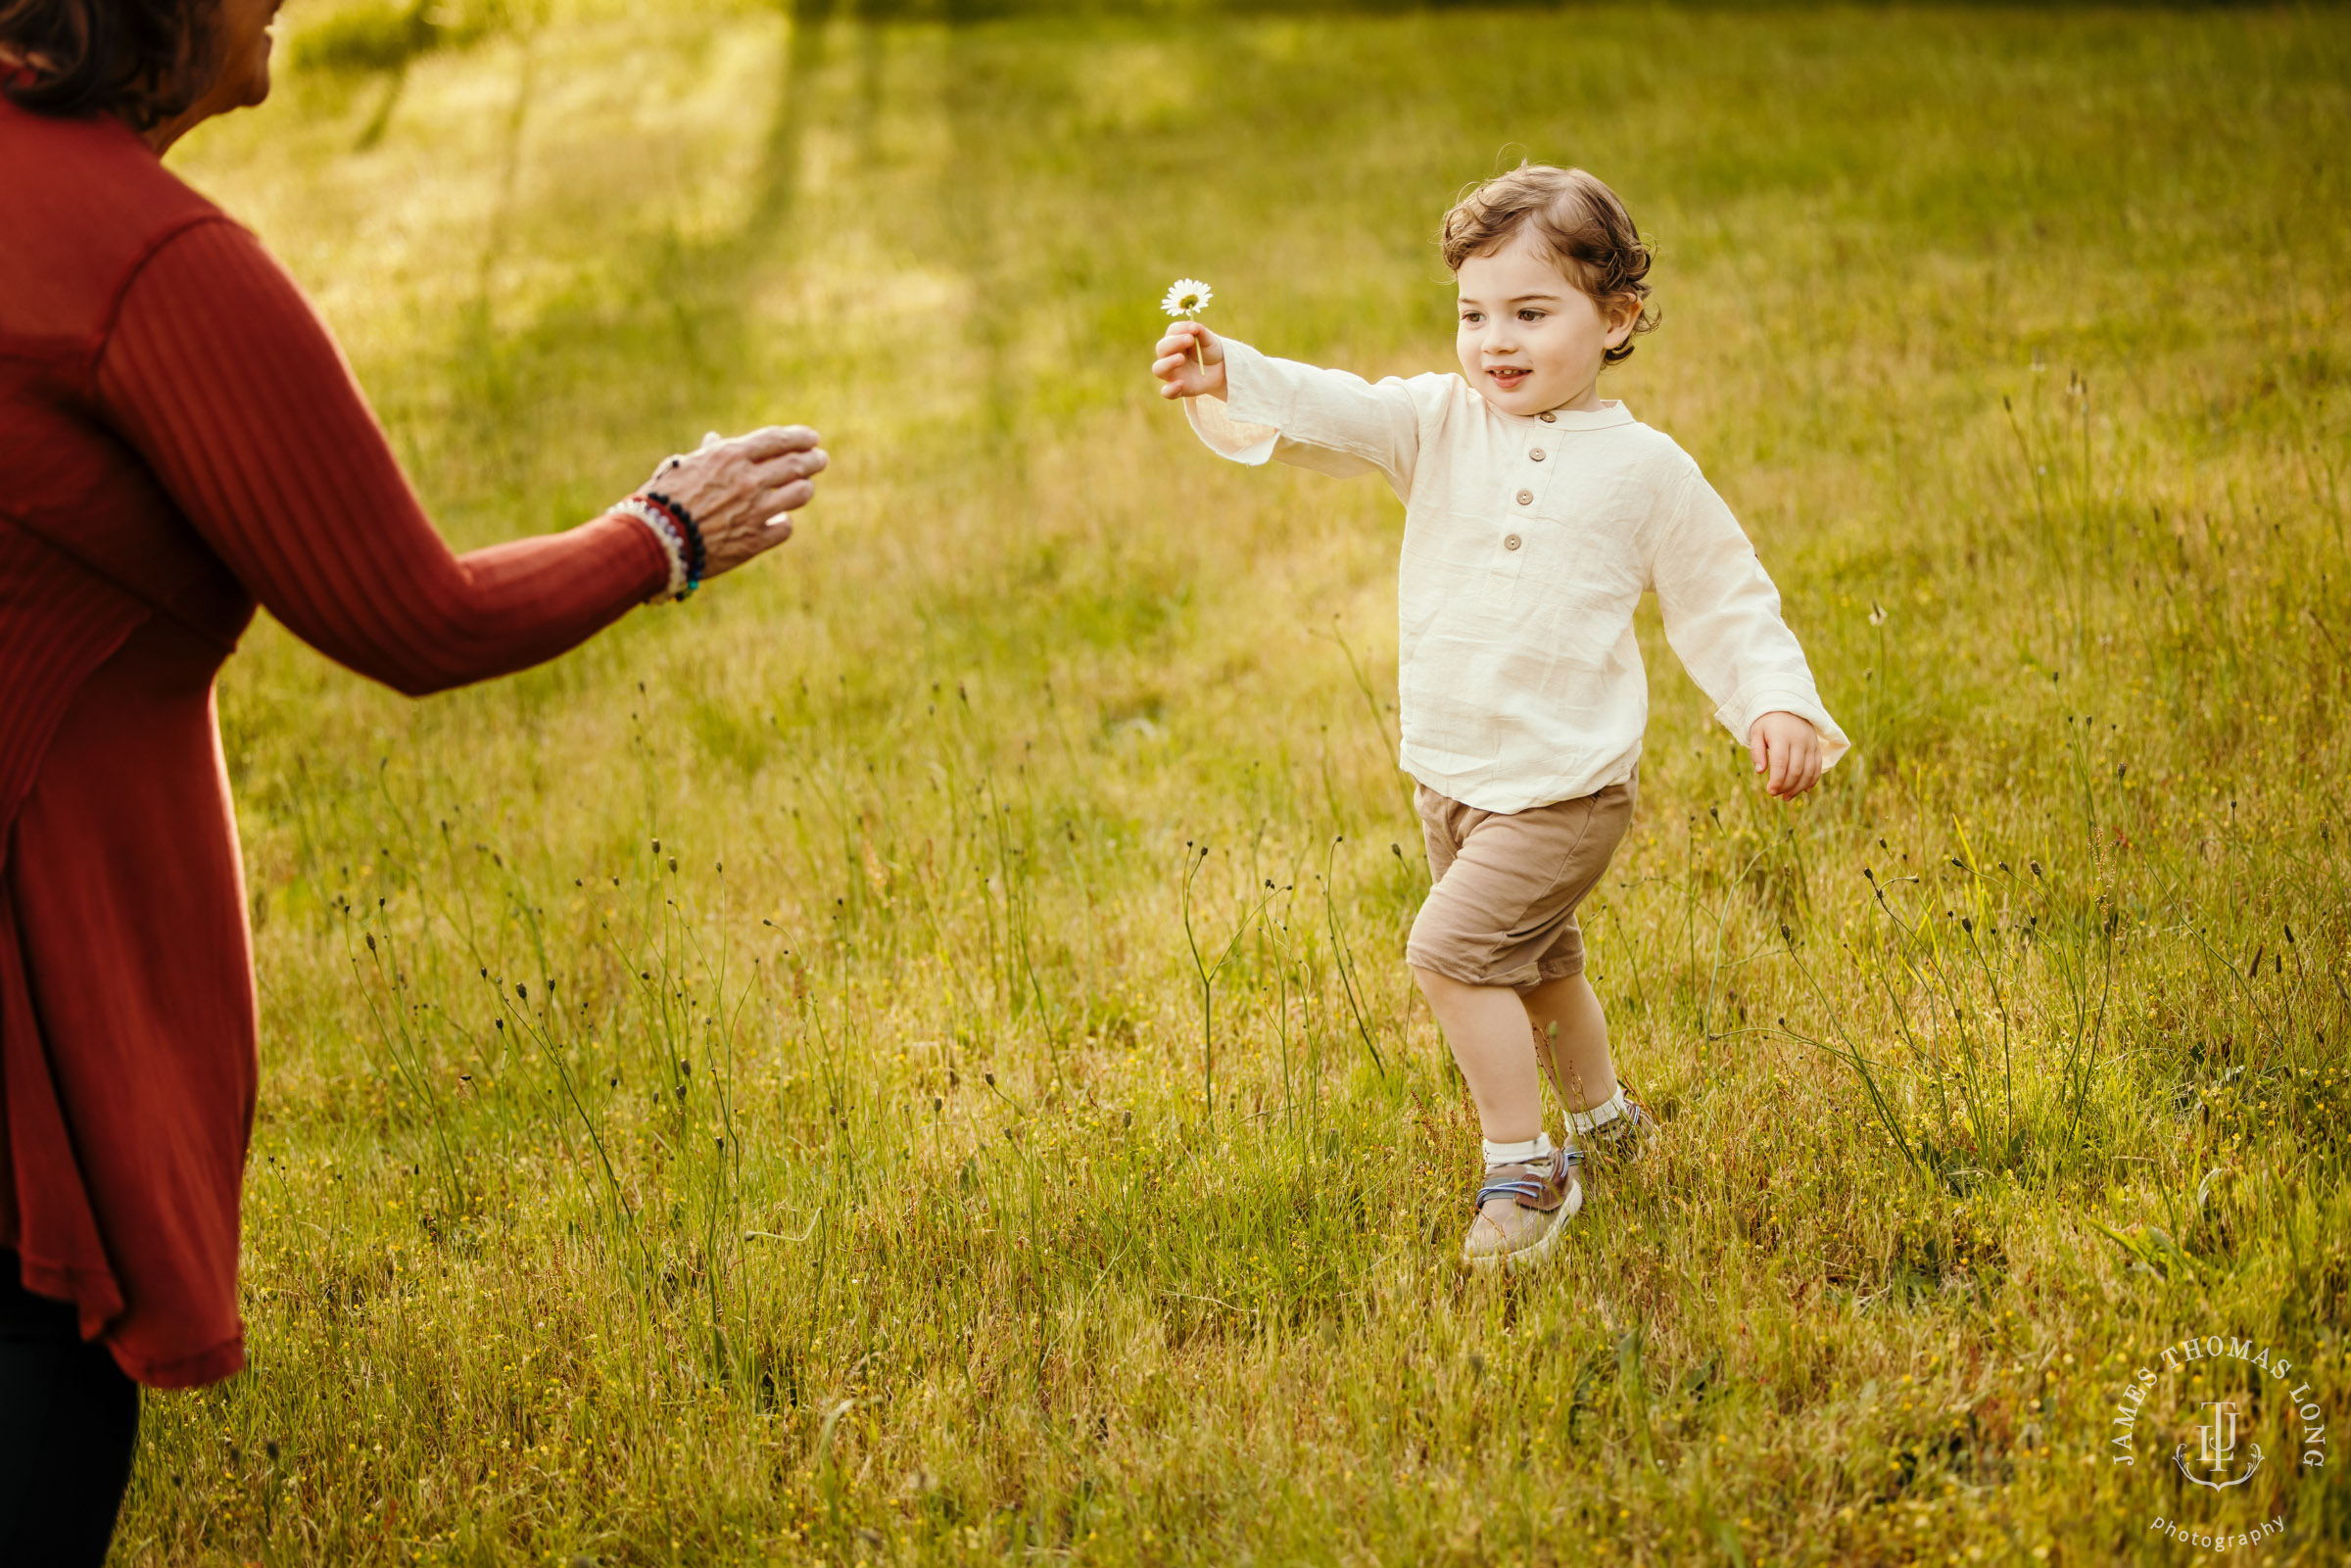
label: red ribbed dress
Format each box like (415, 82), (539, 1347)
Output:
(0, 96), (666, 1387)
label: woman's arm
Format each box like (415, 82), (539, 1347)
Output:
(96, 219), (669, 696)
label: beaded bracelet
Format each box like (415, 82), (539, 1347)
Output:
(611, 497), (694, 602)
(643, 491), (708, 593)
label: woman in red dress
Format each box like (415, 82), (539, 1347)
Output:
(0, 0), (829, 1555)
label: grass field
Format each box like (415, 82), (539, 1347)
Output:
(120, 1), (2351, 1562)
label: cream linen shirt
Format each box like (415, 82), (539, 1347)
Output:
(1189, 339), (1848, 814)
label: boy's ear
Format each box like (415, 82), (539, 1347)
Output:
(1604, 295), (1642, 347)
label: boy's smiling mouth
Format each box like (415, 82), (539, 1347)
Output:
(1484, 365), (1532, 391)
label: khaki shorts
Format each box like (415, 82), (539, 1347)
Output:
(1405, 774), (1637, 991)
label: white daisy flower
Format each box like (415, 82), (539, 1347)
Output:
(1161, 278), (1213, 318)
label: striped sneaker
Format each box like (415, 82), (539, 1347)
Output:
(1461, 1147), (1583, 1273)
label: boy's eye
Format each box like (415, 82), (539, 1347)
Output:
(1518, 309), (1545, 322)
(1460, 311), (1482, 324)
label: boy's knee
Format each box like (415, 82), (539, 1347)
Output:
(1407, 934), (1543, 991)
(1409, 955), (1515, 997)
(1408, 958), (1465, 999)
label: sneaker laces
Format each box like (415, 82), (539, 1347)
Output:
(1474, 1148), (1581, 1210)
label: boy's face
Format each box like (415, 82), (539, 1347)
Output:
(1455, 233), (1633, 416)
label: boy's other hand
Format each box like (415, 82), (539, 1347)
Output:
(1152, 322), (1227, 401)
(1748, 711), (1824, 798)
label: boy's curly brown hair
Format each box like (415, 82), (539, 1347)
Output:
(1440, 164), (1657, 366)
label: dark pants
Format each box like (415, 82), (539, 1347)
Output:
(0, 1252), (138, 1565)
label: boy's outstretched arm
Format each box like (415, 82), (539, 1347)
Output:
(1152, 321), (1225, 400)
(1147, 324), (1435, 494)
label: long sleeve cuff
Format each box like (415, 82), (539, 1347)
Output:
(1182, 340), (1281, 464)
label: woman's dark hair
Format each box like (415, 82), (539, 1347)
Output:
(0, 0), (219, 130)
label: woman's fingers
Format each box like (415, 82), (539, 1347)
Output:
(697, 443), (827, 507)
(751, 447), (828, 487)
(760, 478), (816, 515)
(645, 428), (822, 491)
(744, 463), (823, 516)
(738, 507), (798, 554)
(726, 424), (825, 461)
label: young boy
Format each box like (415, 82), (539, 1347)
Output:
(1149, 165), (1847, 1271)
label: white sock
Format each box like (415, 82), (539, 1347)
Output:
(1569, 1088), (1628, 1135)
(1482, 1132), (1554, 1166)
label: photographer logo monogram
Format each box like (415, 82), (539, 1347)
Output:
(2106, 1330), (2327, 1551)
(2183, 1395), (2258, 1489)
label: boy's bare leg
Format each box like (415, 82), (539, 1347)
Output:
(1412, 967), (1544, 1143)
(1519, 973), (1617, 1116)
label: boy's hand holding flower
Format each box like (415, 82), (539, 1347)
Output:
(1152, 321), (1226, 400)
(1748, 711), (1824, 798)
(1153, 278), (1223, 400)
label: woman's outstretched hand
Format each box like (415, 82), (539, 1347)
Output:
(1152, 322), (1226, 401)
(643, 425), (829, 579)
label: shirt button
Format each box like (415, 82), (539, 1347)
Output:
(1529, 449), (1546, 462)
(1515, 490), (1533, 505)
(1539, 411), (1557, 423)
(1505, 534), (1522, 551)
